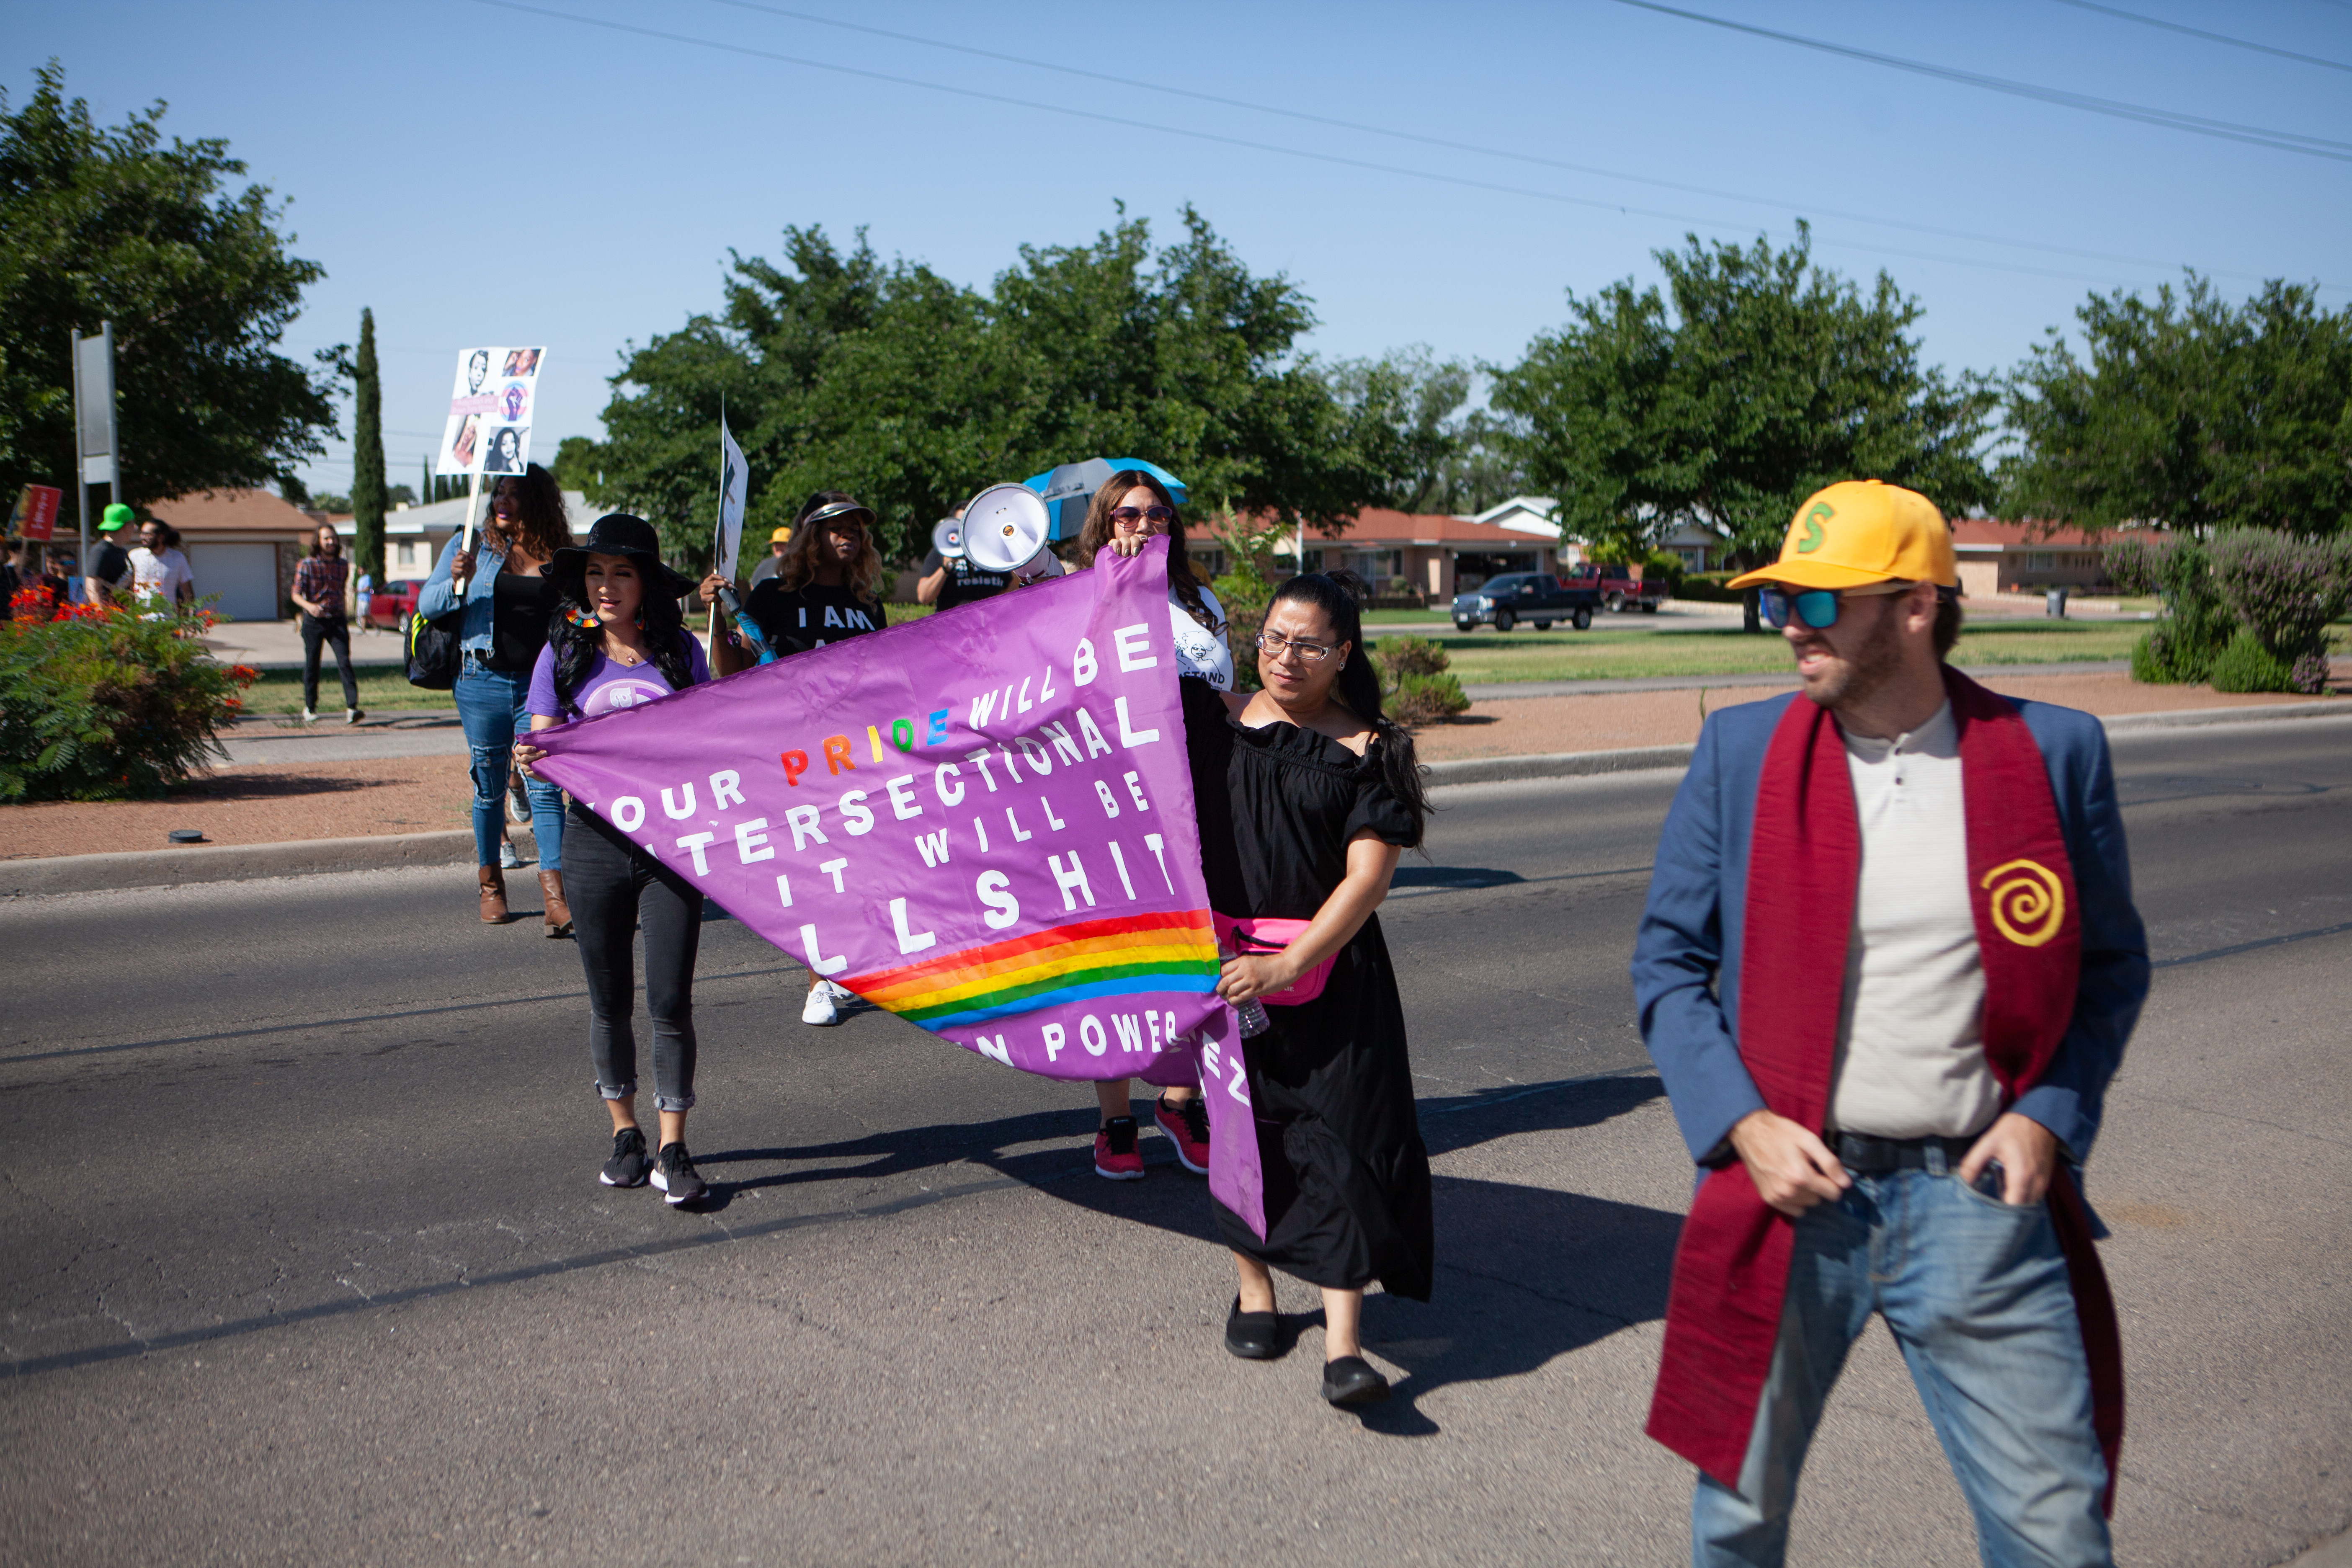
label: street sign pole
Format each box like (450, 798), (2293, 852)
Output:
(70, 320), (118, 590)
(69, 328), (88, 581)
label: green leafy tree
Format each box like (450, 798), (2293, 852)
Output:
(1490, 223), (1998, 568)
(0, 62), (342, 507)
(580, 210), (1397, 569)
(1325, 346), (1526, 515)
(350, 307), (385, 578)
(2001, 274), (2352, 537)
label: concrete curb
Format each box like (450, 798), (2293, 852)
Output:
(3, 827), (534, 899)
(1422, 699), (2347, 790)
(4, 701), (2341, 896)
(1425, 745), (1697, 787)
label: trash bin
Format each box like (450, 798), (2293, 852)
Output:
(2045, 586), (2069, 618)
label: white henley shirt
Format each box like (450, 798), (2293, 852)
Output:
(1826, 699), (2003, 1140)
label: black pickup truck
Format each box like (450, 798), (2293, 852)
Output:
(1450, 571), (1599, 632)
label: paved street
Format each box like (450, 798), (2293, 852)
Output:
(3, 716), (2347, 1566)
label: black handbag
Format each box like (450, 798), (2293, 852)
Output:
(405, 607), (462, 690)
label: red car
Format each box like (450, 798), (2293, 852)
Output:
(365, 579), (424, 630)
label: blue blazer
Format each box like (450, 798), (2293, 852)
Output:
(1630, 691), (2150, 1167)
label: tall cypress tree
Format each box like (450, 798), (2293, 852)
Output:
(351, 307), (386, 578)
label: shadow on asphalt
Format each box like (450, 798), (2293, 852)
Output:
(696, 1071), (1684, 1437)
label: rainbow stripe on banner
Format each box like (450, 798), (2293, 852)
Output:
(845, 910), (1221, 1029)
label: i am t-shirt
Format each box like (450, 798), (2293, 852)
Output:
(527, 634), (711, 720)
(741, 579), (887, 656)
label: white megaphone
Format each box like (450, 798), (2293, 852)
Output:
(960, 484), (1060, 580)
(930, 517), (966, 561)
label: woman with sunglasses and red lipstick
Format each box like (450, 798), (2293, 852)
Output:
(1070, 473), (1231, 1181)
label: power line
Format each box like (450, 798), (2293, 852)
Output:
(686, 0), (2314, 284)
(470, 0), (2327, 292)
(1607, 0), (2352, 160)
(2049, 0), (2352, 70)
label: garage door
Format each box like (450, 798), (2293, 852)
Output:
(184, 542), (280, 621)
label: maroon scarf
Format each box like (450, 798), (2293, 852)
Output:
(1646, 668), (2124, 1511)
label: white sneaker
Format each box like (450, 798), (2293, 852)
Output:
(802, 984), (840, 1026)
(499, 841), (520, 869)
(301, 708), (317, 724)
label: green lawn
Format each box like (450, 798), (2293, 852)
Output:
(245, 666), (455, 715)
(1392, 619), (2150, 685)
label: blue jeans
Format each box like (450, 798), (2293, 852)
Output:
(453, 660), (564, 871)
(1693, 1150), (2112, 1568)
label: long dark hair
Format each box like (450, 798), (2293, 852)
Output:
(546, 559), (697, 718)
(1076, 471), (1217, 632)
(774, 490), (885, 604)
(1268, 570), (1430, 844)
(482, 462), (574, 562)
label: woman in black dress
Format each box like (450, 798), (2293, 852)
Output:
(1189, 570), (1433, 1407)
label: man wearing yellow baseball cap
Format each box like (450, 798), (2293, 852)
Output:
(1634, 478), (2148, 1565)
(1725, 478), (1962, 710)
(748, 525), (792, 587)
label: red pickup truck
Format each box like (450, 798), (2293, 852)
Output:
(1559, 561), (1669, 614)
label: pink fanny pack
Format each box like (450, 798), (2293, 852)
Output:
(1212, 913), (1335, 1006)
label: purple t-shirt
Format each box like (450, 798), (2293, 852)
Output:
(528, 635), (710, 720)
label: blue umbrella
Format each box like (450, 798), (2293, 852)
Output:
(1021, 458), (1189, 541)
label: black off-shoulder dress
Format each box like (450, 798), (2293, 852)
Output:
(1184, 682), (1434, 1301)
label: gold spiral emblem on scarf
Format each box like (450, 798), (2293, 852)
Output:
(1981, 859), (2065, 947)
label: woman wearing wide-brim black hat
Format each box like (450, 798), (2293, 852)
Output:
(515, 514), (721, 1207)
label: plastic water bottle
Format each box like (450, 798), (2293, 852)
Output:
(1220, 941), (1272, 1037)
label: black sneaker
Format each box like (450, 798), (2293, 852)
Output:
(600, 1126), (650, 1188)
(650, 1141), (707, 1207)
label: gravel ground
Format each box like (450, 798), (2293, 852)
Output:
(3, 755), (476, 860)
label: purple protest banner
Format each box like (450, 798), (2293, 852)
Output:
(529, 539), (1263, 1236)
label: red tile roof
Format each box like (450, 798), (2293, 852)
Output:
(1199, 508), (1557, 547)
(147, 489), (322, 534)
(1949, 518), (2162, 548)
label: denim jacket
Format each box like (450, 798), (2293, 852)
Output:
(417, 533), (511, 655)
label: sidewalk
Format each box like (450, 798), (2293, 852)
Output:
(201, 618), (405, 671)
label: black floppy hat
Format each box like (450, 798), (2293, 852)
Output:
(550, 513), (699, 600)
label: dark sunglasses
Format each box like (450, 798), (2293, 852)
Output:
(1108, 505), (1174, 526)
(1758, 581), (1916, 631)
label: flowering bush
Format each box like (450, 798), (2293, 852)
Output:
(2206, 529), (2351, 695)
(0, 599), (255, 802)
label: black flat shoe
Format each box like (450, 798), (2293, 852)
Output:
(1320, 1354), (1390, 1406)
(1225, 1296), (1282, 1360)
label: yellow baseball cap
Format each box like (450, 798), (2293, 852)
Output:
(1726, 480), (1957, 591)
(770, 526), (792, 543)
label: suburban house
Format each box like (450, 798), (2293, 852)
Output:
(144, 488), (326, 621)
(1951, 519), (2146, 598)
(1194, 495), (1583, 605)
(1660, 519), (1730, 573)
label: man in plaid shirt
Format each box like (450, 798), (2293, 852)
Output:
(291, 522), (364, 724)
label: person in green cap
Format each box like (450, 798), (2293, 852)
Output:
(85, 503), (137, 606)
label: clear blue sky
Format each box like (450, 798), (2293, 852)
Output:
(12, 0), (2349, 500)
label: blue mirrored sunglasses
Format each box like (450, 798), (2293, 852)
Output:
(1758, 582), (1934, 630)
(1758, 586), (1847, 630)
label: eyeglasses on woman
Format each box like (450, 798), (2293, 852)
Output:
(1255, 630), (1338, 664)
